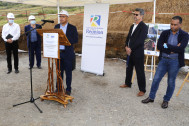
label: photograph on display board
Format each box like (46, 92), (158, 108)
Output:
(155, 24), (170, 54)
(144, 34), (157, 51)
(144, 24), (158, 54)
(158, 24), (170, 35)
(184, 34), (189, 59)
(185, 43), (189, 54)
(144, 24), (170, 55)
(148, 24), (158, 34)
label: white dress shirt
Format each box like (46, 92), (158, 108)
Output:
(128, 23), (138, 47)
(131, 23), (138, 35)
(2, 23), (21, 42)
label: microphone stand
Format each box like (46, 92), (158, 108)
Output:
(13, 22), (46, 113)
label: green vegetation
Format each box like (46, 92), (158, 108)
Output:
(15, 14), (26, 18)
(0, 1), (38, 9)
(38, 9), (57, 15)
(0, 2), (84, 27)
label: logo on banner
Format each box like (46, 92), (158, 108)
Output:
(90, 15), (101, 27)
(85, 15), (105, 38)
(46, 34), (50, 38)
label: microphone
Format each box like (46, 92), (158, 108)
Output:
(41, 20), (54, 23)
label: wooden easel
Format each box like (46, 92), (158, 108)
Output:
(144, 54), (156, 76)
(132, 54), (157, 83)
(37, 29), (74, 108)
(176, 72), (189, 96)
(131, 69), (135, 83)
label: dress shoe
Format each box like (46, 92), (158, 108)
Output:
(28, 67), (33, 69)
(7, 70), (12, 74)
(15, 69), (19, 73)
(137, 91), (145, 96)
(141, 97), (154, 103)
(38, 66), (42, 69)
(161, 101), (168, 109)
(66, 91), (71, 96)
(120, 84), (131, 88)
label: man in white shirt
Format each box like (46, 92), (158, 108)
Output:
(2, 13), (20, 74)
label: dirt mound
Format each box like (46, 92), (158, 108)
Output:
(66, 0), (189, 32)
(1, 0), (189, 60)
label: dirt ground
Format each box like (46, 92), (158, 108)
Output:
(0, 53), (189, 126)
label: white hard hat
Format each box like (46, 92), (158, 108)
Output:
(28, 15), (35, 20)
(7, 13), (15, 19)
(58, 10), (69, 17)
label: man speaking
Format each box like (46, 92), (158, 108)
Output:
(54, 10), (78, 95)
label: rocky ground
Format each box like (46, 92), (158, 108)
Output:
(0, 53), (189, 126)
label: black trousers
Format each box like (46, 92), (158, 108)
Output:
(5, 41), (19, 70)
(56, 51), (75, 92)
(28, 42), (41, 68)
(125, 54), (146, 93)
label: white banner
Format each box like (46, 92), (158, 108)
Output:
(81, 4), (109, 75)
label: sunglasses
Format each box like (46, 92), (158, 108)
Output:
(59, 16), (67, 18)
(133, 14), (139, 16)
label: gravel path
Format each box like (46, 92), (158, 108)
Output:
(0, 53), (189, 126)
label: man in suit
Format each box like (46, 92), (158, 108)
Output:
(142, 16), (188, 109)
(54, 10), (78, 95)
(2, 13), (20, 74)
(120, 8), (148, 96)
(25, 15), (42, 69)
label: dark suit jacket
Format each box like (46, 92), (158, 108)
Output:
(125, 21), (148, 58)
(157, 29), (189, 68)
(54, 23), (78, 60)
(24, 24), (42, 48)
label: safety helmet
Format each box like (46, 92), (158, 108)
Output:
(58, 10), (69, 17)
(28, 15), (36, 20)
(7, 13), (15, 19)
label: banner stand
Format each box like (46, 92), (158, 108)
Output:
(81, 3), (109, 76)
(81, 70), (105, 76)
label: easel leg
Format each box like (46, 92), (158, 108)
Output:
(144, 55), (156, 80)
(145, 55), (149, 72)
(176, 72), (189, 96)
(132, 69), (136, 83)
(153, 56), (156, 77)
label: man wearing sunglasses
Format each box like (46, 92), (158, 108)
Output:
(54, 10), (78, 96)
(142, 16), (188, 109)
(120, 8), (148, 97)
